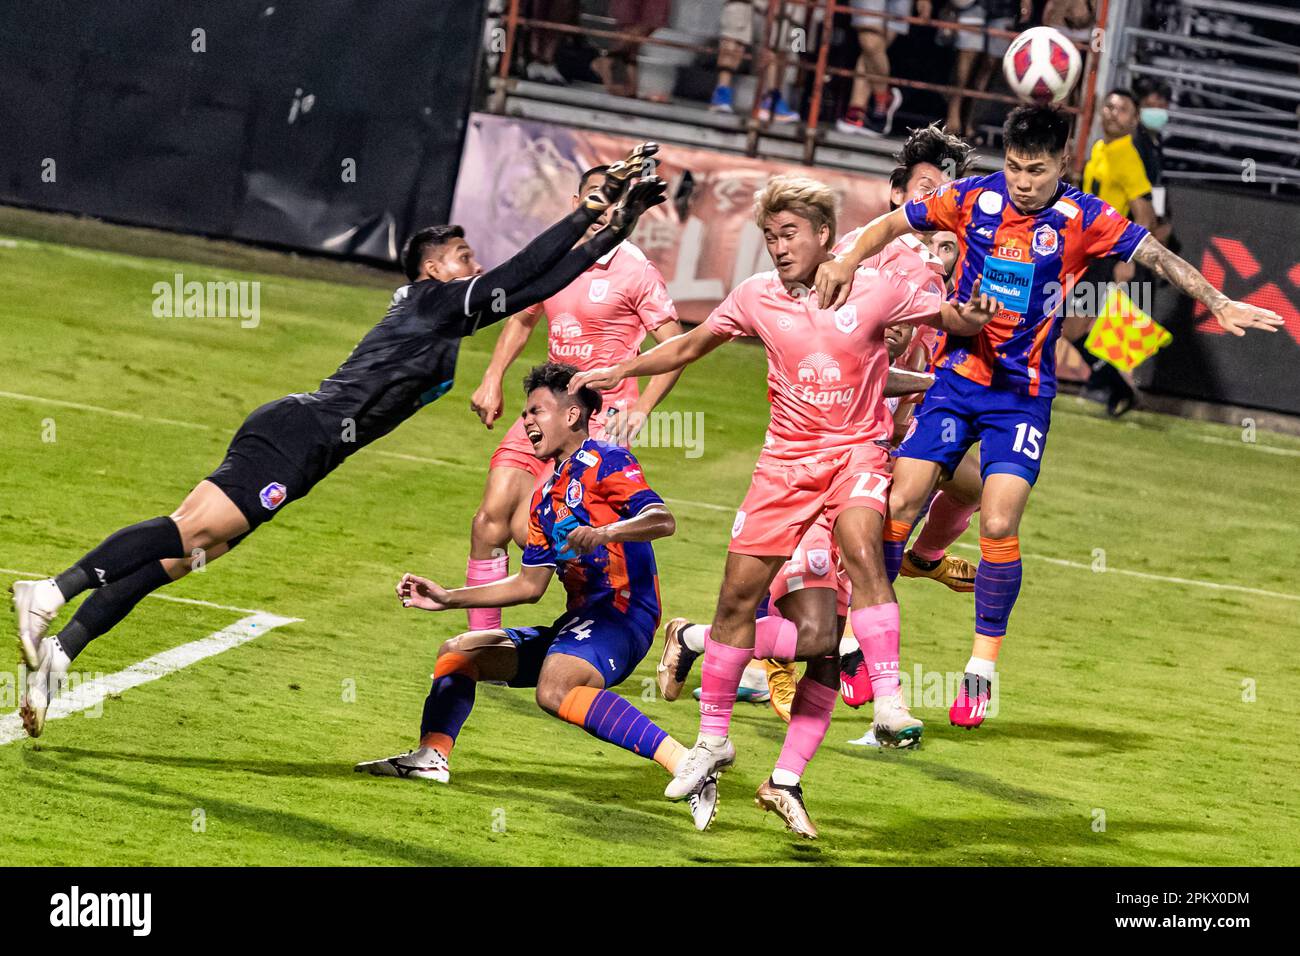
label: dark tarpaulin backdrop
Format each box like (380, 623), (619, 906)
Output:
(1145, 186), (1300, 415)
(0, 0), (487, 261)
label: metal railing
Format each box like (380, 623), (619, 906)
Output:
(488, 0), (1107, 175)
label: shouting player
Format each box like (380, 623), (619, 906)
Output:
(10, 144), (666, 738)
(464, 164), (684, 635)
(356, 363), (718, 829)
(816, 105), (1282, 729)
(572, 174), (1000, 833)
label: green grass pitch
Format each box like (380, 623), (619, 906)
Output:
(1, 230), (1297, 866)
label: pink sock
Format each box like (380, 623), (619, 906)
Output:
(698, 635), (755, 737)
(775, 679), (837, 778)
(753, 615), (798, 661)
(465, 555), (508, 631)
(912, 492), (978, 562)
(850, 603), (901, 698)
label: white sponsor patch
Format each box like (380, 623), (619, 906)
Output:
(576, 449), (598, 467)
(588, 278), (609, 302)
(978, 190), (1004, 215)
(731, 510), (746, 538)
(834, 304), (858, 333)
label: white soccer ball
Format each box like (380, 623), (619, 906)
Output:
(1002, 26), (1083, 105)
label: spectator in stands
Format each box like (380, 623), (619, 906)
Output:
(837, 1), (928, 137)
(944, 1), (1030, 143)
(524, 0), (579, 85)
(592, 0), (673, 98)
(710, 1), (802, 123)
(1133, 78), (1175, 246)
(1073, 87), (1156, 416)
(1043, 0), (1095, 44)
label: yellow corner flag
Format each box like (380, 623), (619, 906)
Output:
(1084, 285), (1172, 372)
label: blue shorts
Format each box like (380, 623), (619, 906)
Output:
(505, 603), (656, 690)
(898, 368), (1054, 486)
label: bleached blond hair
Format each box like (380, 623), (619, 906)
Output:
(753, 174), (838, 248)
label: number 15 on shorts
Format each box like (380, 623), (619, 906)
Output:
(1012, 422), (1044, 460)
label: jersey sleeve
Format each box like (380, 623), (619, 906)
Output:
(903, 180), (965, 234)
(520, 487), (557, 567)
(703, 283), (757, 339)
(635, 261), (679, 333)
(1081, 195), (1150, 262)
(878, 265), (946, 326)
(596, 450), (665, 519)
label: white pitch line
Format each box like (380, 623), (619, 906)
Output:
(0, 390), (212, 431)
(0, 611), (301, 745)
(949, 543), (1300, 603)
(5, 391), (1297, 600)
(1195, 435), (1300, 458)
(0, 568), (268, 617)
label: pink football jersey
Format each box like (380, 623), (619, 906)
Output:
(524, 241), (677, 412)
(704, 263), (944, 460)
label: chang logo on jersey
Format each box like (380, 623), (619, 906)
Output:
(549, 313), (594, 361)
(259, 482), (287, 511)
(793, 352), (855, 407)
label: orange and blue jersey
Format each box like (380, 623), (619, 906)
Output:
(904, 171), (1149, 397)
(522, 438), (663, 628)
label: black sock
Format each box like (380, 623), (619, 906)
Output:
(55, 560), (174, 660)
(57, 517), (185, 599)
(907, 551), (941, 571)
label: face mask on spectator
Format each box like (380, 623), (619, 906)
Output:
(1140, 107), (1169, 132)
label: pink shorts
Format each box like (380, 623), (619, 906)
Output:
(769, 511), (852, 617)
(729, 443), (892, 557)
(489, 413), (612, 480)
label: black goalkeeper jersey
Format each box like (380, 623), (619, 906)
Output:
(275, 206), (619, 472)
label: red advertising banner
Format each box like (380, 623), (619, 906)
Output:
(451, 113), (894, 326)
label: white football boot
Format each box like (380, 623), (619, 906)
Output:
(871, 692), (924, 749)
(12, 578), (64, 669)
(686, 774), (719, 831)
(664, 736), (736, 800)
(21, 635), (71, 738)
(354, 747), (450, 783)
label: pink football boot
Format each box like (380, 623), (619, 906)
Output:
(838, 648), (875, 708)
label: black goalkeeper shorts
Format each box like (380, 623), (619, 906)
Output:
(205, 397), (335, 535)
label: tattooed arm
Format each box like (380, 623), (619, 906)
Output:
(1131, 234), (1283, 337)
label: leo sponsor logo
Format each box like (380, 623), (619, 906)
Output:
(793, 352), (855, 407)
(996, 245), (1024, 260)
(258, 482), (287, 510)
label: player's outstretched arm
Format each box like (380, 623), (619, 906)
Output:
(468, 177), (669, 331)
(564, 504), (676, 556)
(569, 322), (728, 393)
(815, 207), (913, 309)
(396, 566), (552, 612)
(471, 309), (543, 428)
(935, 278), (1002, 335)
(1130, 234), (1283, 337)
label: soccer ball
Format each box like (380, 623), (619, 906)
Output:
(1003, 27), (1083, 105)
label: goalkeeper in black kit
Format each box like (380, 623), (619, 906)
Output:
(10, 143), (667, 739)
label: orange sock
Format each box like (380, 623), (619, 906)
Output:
(884, 518), (912, 542)
(971, 635), (1004, 663)
(419, 732), (455, 757)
